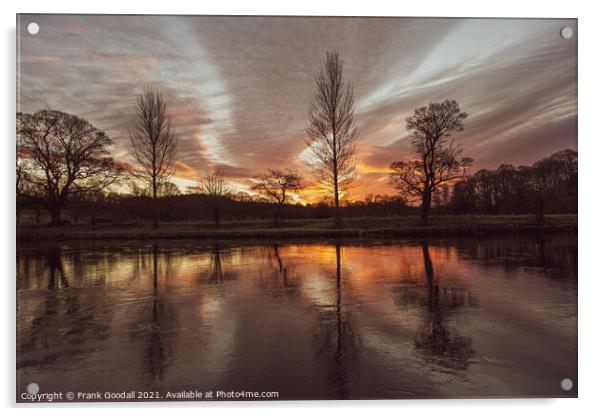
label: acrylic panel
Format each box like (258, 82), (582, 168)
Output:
(16, 15), (577, 402)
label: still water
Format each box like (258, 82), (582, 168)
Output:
(17, 236), (577, 400)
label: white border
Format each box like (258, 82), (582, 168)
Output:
(3, 1), (601, 415)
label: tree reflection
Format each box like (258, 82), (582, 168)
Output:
(128, 244), (171, 386)
(207, 244), (236, 284)
(414, 241), (475, 371)
(272, 245), (293, 288)
(313, 243), (359, 399)
(453, 235), (577, 280)
(46, 247), (70, 289)
(145, 244), (167, 383)
(17, 247), (110, 368)
(256, 245), (299, 294)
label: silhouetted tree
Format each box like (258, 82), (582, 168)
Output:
(472, 169), (498, 214)
(552, 149), (578, 188)
(198, 167), (233, 226)
(16, 155), (28, 225)
(16, 155), (24, 199)
(232, 191), (253, 202)
(128, 180), (180, 198)
(158, 181), (181, 197)
(128, 86), (177, 229)
(389, 100), (472, 225)
(449, 149), (577, 218)
(493, 164), (522, 213)
(252, 169), (303, 226)
(306, 51), (358, 229)
(543, 149), (578, 215)
(77, 189), (106, 229)
(530, 157), (565, 222)
(17, 110), (120, 225)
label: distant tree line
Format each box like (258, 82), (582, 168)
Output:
(448, 149), (577, 220)
(16, 145), (576, 227)
(16, 189), (410, 226)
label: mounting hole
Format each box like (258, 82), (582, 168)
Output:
(560, 26), (573, 39)
(27, 22), (40, 35)
(560, 378), (573, 391)
(27, 382), (39, 395)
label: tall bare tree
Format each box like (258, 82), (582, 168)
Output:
(17, 110), (120, 225)
(128, 86), (177, 229)
(306, 51), (358, 228)
(198, 167), (233, 226)
(252, 169), (303, 226)
(388, 100), (472, 225)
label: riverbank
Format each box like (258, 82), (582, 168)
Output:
(16, 214), (577, 242)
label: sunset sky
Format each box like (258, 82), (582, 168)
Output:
(17, 15), (577, 202)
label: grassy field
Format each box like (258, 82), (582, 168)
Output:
(16, 214), (577, 242)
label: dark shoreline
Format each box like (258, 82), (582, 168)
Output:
(16, 215), (577, 242)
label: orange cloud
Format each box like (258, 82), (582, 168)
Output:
(174, 161), (198, 179)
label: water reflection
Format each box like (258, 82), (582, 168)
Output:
(207, 245), (236, 284)
(313, 243), (359, 399)
(414, 242), (475, 371)
(137, 244), (168, 385)
(455, 236), (577, 280)
(46, 247), (70, 289)
(18, 246), (111, 370)
(16, 236), (577, 400)
(271, 245), (295, 289)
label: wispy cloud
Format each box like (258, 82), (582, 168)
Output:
(17, 15), (577, 199)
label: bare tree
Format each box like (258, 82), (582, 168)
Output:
(128, 86), (177, 229)
(449, 149), (577, 217)
(198, 167), (233, 226)
(16, 154), (30, 225)
(306, 51), (358, 228)
(127, 179), (180, 198)
(76, 189), (107, 230)
(252, 169), (303, 226)
(158, 182), (181, 197)
(389, 100), (472, 225)
(529, 157), (565, 222)
(16, 110), (120, 226)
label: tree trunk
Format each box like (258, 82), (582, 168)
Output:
(421, 190), (432, 225)
(273, 205), (281, 227)
(334, 180), (342, 229)
(152, 175), (159, 229)
(49, 206), (62, 226)
(91, 209), (98, 230)
(213, 203), (220, 227)
(535, 196), (545, 223)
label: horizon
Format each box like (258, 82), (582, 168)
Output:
(17, 15), (577, 202)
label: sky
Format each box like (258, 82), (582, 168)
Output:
(17, 15), (577, 202)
